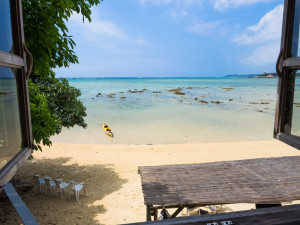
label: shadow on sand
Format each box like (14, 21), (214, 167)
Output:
(0, 157), (127, 225)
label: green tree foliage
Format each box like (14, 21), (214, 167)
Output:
(28, 81), (59, 151)
(23, 0), (101, 150)
(33, 76), (87, 134)
(23, 0), (101, 76)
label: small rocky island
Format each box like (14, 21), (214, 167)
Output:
(253, 72), (277, 78)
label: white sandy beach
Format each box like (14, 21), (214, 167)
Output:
(2, 140), (299, 225)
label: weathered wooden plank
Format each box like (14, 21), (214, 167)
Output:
(170, 206), (184, 218)
(139, 156), (300, 206)
(283, 57), (300, 68)
(0, 50), (24, 68)
(124, 204), (300, 225)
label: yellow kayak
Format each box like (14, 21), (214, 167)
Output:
(103, 122), (113, 137)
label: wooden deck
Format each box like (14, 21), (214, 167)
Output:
(125, 204), (300, 225)
(139, 156), (300, 206)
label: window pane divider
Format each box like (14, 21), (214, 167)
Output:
(0, 50), (24, 68)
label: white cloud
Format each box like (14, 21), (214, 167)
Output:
(214, 0), (276, 11)
(136, 38), (149, 45)
(70, 13), (125, 38)
(139, 0), (174, 4)
(186, 20), (225, 36)
(138, 0), (202, 22)
(233, 5), (283, 66)
(170, 10), (189, 18)
(234, 4), (283, 45)
(70, 11), (149, 55)
(243, 42), (279, 65)
(139, 0), (200, 5)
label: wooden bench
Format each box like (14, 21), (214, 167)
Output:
(138, 156), (300, 221)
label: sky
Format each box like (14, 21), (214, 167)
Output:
(54, 0), (284, 78)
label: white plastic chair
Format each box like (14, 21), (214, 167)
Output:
(54, 179), (69, 199)
(44, 177), (56, 195)
(33, 175), (46, 193)
(69, 181), (86, 202)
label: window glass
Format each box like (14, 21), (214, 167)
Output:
(0, 0), (13, 53)
(292, 0), (300, 57)
(0, 66), (22, 169)
(290, 70), (300, 137)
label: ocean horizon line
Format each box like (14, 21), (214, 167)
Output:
(60, 75), (261, 79)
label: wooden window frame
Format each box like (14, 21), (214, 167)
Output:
(274, 0), (300, 149)
(0, 0), (33, 186)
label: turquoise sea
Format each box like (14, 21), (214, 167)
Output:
(52, 77), (279, 145)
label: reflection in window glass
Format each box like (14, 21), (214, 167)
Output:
(0, 0), (13, 53)
(0, 66), (22, 169)
(291, 71), (300, 137)
(292, 0), (300, 57)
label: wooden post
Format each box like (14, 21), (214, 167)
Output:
(146, 205), (152, 221)
(171, 206), (184, 218)
(153, 208), (158, 221)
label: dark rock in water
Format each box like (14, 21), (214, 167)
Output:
(174, 91), (185, 95)
(0, 92), (13, 95)
(98, 93), (101, 95)
(130, 90), (144, 93)
(168, 87), (182, 92)
(221, 88), (234, 91)
(185, 87), (201, 89)
(143, 89), (147, 91)
(120, 97), (126, 99)
(107, 93), (116, 98)
(194, 97), (198, 100)
(257, 110), (263, 112)
(211, 101), (223, 104)
(229, 99), (233, 101)
(153, 91), (161, 93)
(259, 99), (272, 101)
(199, 100), (208, 104)
(261, 102), (269, 104)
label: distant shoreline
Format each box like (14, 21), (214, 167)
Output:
(61, 75), (278, 79)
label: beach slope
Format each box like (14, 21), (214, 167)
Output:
(3, 140), (300, 225)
